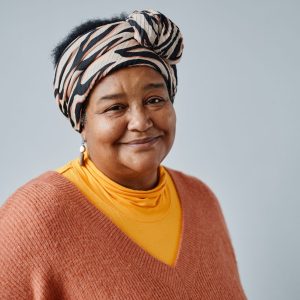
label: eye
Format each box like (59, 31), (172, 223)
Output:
(104, 104), (126, 112)
(146, 97), (165, 105)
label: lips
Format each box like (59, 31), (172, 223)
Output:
(123, 136), (161, 145)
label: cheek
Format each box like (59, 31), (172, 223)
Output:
(163, 107), (176, 135)
(168, 116), (176, 146)
(86, 117), (127, 144)
(165, 109), (176, 150)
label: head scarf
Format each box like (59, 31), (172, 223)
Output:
(53, 9), (184, 132)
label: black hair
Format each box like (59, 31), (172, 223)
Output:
(51, 13), (127, 67)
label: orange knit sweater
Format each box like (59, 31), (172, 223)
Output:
(0, 169), (246, 299)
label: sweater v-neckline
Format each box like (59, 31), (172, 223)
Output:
(49, 168), (198, 282)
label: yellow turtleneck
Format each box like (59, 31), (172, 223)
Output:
(56, 155), (182, 266)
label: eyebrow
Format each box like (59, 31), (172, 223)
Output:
(143, 82), (166, 91)
(97, 82), (166, 102)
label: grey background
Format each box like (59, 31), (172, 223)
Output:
(1, 0), (299, 299)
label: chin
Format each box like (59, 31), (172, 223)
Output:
(123, 156), (162, 174)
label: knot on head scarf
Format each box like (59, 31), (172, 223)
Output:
(127, 10), (182, 64)
(54, 9), (184, 132)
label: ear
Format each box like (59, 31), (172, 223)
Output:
(80, 115), (87, 141)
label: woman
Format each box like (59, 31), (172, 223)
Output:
(0, 9), (246, 299)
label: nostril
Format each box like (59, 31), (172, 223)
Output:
(128, 111), (153, 131)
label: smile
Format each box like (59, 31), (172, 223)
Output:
(122, 136), (161, 147)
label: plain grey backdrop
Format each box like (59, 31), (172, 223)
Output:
(1, 0), (299, 299)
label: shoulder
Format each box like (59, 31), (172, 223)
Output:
(0, 172), (76, 251)
(165, 167), (235, 244)
(165, 167), (217, 199)
(1, 171), (72, 220)
(164, 167), (224, 216)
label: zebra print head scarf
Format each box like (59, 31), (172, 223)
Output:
(54, 9), (184, 132)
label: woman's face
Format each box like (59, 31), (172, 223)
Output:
(81, 66), (176, 189)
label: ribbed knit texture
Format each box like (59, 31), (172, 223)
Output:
(0, 169), (247, 299)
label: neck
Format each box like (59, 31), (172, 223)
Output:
(103, 168), (160, 190)
(87, 158), (160, 190)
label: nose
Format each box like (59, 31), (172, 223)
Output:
(127, 107), (153, 132)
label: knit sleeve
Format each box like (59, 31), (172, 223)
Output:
(190, 174), (241, 267)
(198, 179), (239, 261)
(0, 180), (67, 299)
